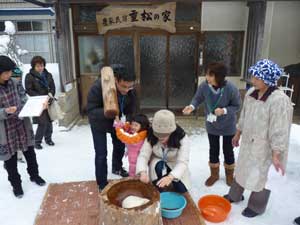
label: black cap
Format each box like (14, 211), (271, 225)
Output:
(0, 55), (16, 74)
(111, 64), (127, 76)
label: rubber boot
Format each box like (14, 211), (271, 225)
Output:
(242, 188), (271, 218)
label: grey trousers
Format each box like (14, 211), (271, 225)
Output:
(228, 179), (271, 214)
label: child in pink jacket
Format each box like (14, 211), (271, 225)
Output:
(114, 114), (150, 177)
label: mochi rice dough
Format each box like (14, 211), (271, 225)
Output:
(122, 195), (150, 209)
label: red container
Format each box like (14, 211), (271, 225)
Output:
(198, 195), (231, 223)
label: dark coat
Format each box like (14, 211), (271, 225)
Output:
(25, 68), (56, 124)
(87, 79), (137, 132)
(25, 68), (55, 97)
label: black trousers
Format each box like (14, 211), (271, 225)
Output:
(208, 133), (234, 165)
(4, 146), (39, 187)
(90, 127), (125, 189)
(154, 160), (187, 193)
(35, 111), (53, 144)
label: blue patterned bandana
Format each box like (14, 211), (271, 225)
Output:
(249, 59), (283, 87)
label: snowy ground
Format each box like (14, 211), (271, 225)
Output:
(0, 123), (299, 225)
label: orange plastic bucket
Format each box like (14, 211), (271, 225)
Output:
(198, 195), (231, 223)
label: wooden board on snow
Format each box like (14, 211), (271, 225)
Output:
(34, 180), (206, 225)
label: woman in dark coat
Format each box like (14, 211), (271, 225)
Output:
(25, 56), (56, 149)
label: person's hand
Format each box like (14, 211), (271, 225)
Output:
(156, 174), (174, 188)
(232, 132), (241, 147)
(139, 172), (150, 184)
(113, 116), (123, 128)
(42, 101), (49, 110)
(48, 97), (54, 105)
(5, 106), (17, 114)
(182, 105), (194, 115)
(214, 108), (224, 116)
(272, 151), (285, 176)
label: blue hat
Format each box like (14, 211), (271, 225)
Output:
(249, 59), (283, 87)
(12, 67), (23, 78)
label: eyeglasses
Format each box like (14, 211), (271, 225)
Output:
(119, 84), (135, 90)
(116, 81), (135, 91)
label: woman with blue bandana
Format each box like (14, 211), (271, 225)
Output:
(224, 59), (293, 218)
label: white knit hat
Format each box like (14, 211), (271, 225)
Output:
(152, 110), (176, 134)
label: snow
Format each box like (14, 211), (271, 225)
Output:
(4, 21), (16, 35)
(0, 21), (28, 68)
(0, 123), (299, 225)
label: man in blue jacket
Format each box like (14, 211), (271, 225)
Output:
(87, 64), (137, 190)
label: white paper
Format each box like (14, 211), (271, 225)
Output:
(18, 95), (48, 118)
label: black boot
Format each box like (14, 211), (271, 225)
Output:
(23, 147), (46, 186)
(45, 140), (55, 146)
(242, 207), (259, 218)
(224, 179), (245, 203)
(223, 194), (244, 203)
(112, 167), (129, 177)
(294, 217), (300, 225)
(244, 189), (271, 218)
(30, 176), (46, 186)
(4, 154), (23, 198)
(13, 183), (24, 198)
(35, 143), (43, 150)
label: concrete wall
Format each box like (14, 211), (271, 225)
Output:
(263, 1), (300, 67)
(201, 1), (248, 89)
(202, 1), (248, 31)
(58, 82), (80, 127)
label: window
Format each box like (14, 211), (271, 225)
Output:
(32, 21), (48, 31)
(13, 20), (56, 64)
(17, 21), (48, 32)
(78, 36), (104, 74)
(176, 2), (201, 23)
(78, 5), (107, 23)
(203, 31), (244, 76)
(16, 35), (52, 63)
(17, 21), (32, 31)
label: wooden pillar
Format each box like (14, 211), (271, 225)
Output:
(55, 1), (74, 92)
(243, 0), (267, 83)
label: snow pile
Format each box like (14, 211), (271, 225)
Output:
(0, 21), (28, 68)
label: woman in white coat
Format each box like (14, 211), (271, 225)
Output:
(224, 59), (293, 218)
(136, 109), (191, 193)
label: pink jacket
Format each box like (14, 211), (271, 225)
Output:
(114, 121), (147, 176)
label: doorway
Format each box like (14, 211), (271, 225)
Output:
(106, 31), (199, 111)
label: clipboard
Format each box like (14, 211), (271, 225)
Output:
(18, 95), (49, 118)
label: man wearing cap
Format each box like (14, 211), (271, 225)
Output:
(136, 109), (191, 193)
(224, 59), (293, 217)
(87, 64), (137, 191)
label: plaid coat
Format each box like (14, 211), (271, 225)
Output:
(0, 79), (34, 161)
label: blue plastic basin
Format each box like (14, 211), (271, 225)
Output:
(160, 192), (187, 219)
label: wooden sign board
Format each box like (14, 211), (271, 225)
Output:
(96, 2), (176, 34)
